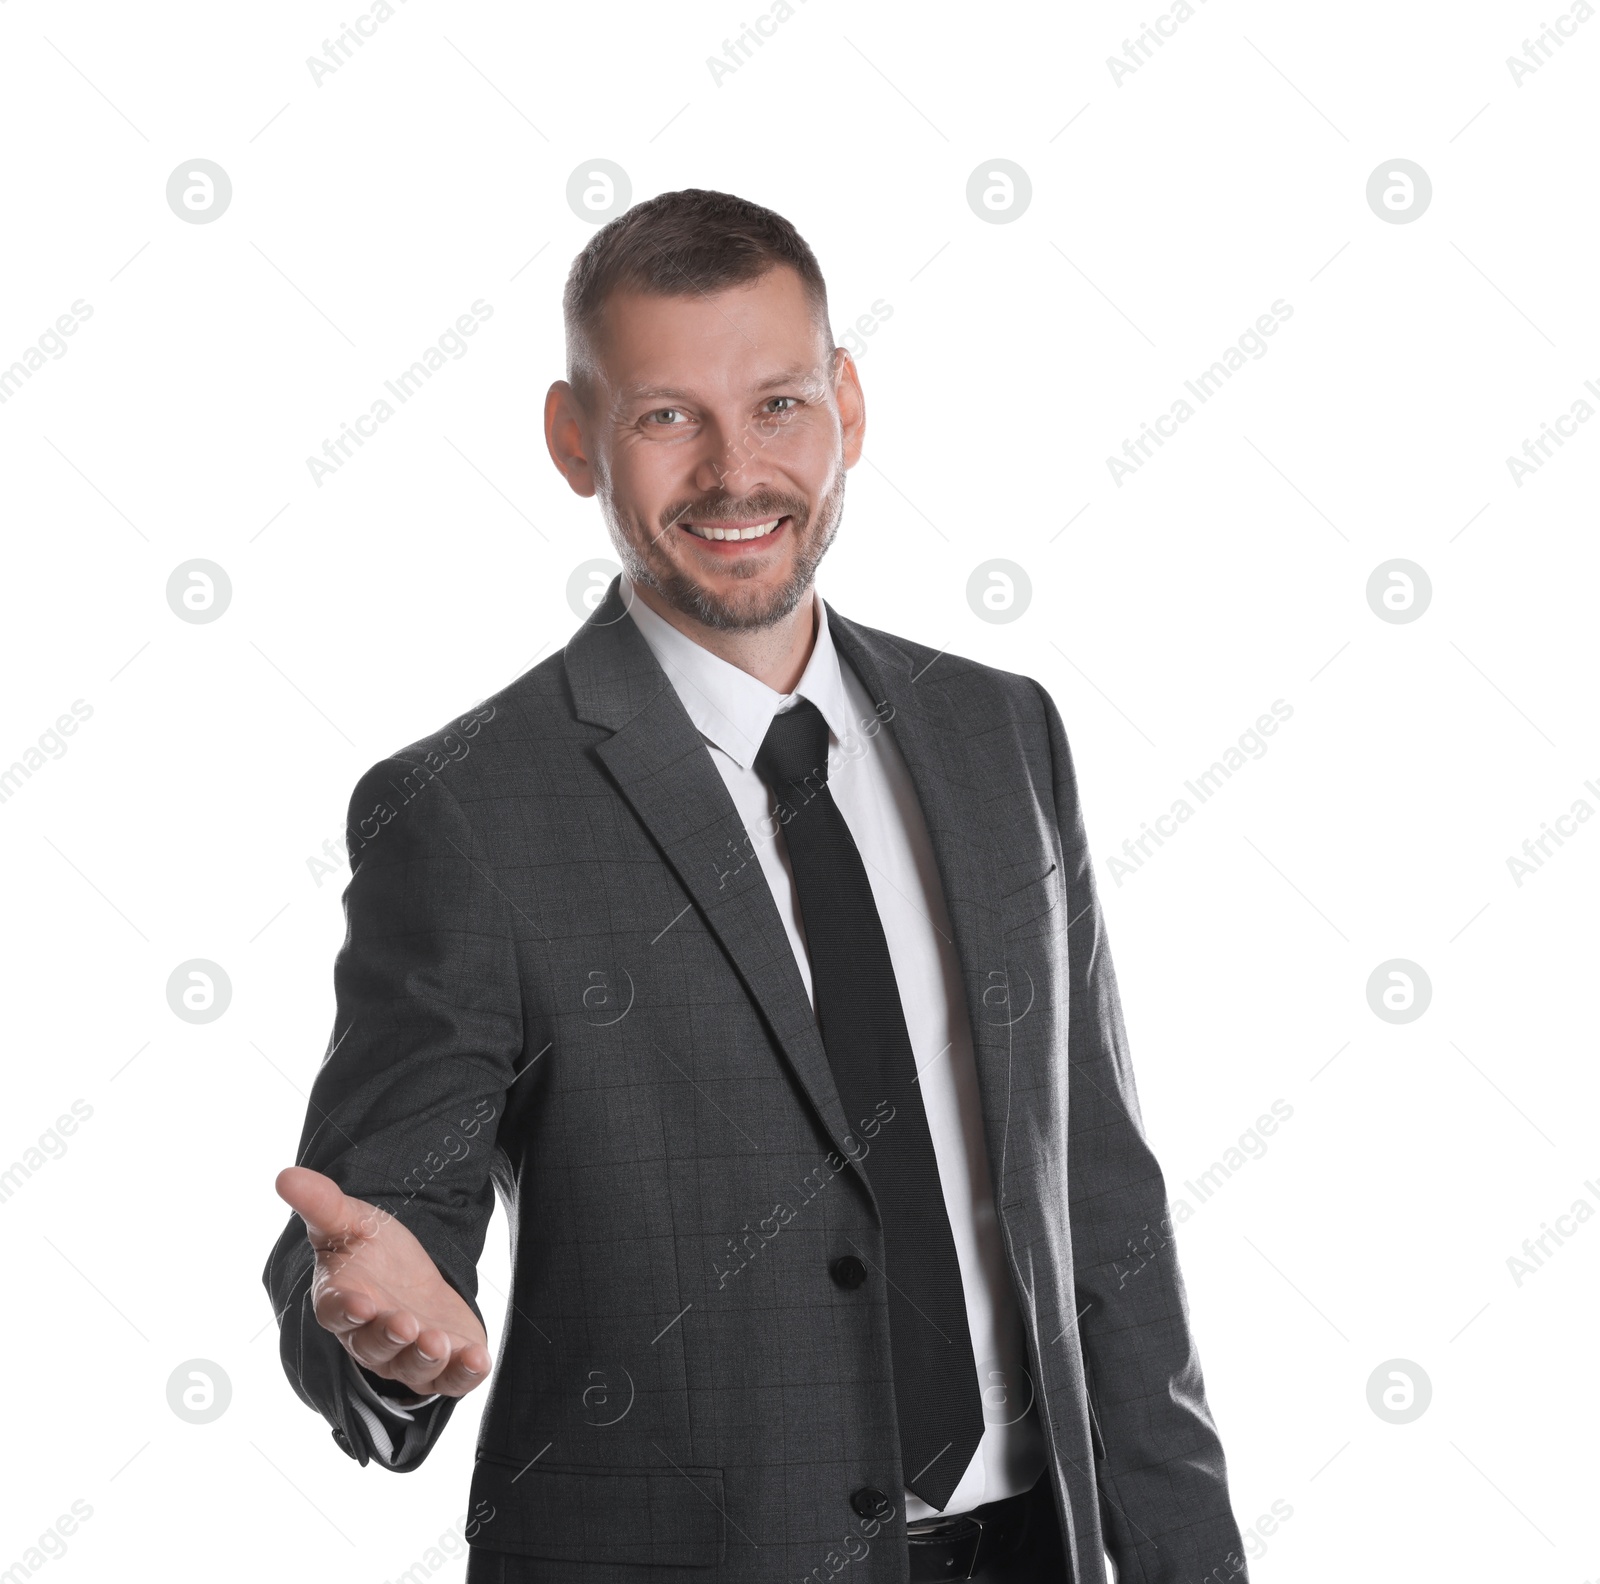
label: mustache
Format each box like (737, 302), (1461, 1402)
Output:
(662, 495), (808, 530)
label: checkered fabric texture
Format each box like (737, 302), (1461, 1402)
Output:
(262, 575), (1248, 1583)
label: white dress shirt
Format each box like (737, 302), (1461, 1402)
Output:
(365, 573), (1046, 1519)
(618, 572), (1045, 1520)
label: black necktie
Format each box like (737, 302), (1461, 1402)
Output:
(754, 697), (984, 1511)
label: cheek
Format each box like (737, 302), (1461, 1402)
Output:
(605, 446), (677, 521)
(769, 423), (838, 499)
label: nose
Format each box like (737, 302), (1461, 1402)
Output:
(692, 412), (776, 502)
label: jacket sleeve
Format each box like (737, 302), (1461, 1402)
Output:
(261, 753), (525, 1470)
(1033, 679), (1250, 1584)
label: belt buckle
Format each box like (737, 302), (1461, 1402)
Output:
(960, 1511), (989, 1580)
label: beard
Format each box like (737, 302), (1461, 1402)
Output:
(605, 467), (846, 633)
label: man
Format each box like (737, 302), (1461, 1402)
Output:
(264, 188), (1248, 1583)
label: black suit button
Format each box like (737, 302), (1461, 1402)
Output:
(850, 1486), (894, 1522)
(332, 1427), (352, 1452)
(830, 1255), (868, 1290)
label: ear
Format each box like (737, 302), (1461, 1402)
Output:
(832, 347), (866, 469)
(545, 380), (597, 498)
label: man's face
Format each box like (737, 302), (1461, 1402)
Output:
(547, 263), (865, 632)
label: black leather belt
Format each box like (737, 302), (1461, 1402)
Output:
(905, 1483), (1036, 1581)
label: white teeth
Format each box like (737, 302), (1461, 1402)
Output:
(686, 516), (783, 542)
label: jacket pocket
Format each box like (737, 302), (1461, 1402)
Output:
(467, 1452), (725, 1568)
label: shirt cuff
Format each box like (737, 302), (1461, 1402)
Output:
(341, 1353), (442, 1465)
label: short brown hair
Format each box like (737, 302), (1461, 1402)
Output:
(562, 188), (833, 408)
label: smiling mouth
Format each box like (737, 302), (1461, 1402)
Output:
(679, 514), (790, 543)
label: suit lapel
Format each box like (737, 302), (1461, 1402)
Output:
(564, 577), (1017, 1204)
(565, 579), (862, 1171)
(824, 605), (1019, 1203)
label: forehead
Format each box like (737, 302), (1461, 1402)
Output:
(594, 264), (829, 403)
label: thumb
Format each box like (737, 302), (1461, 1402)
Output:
(275, 1166), (383, 1248)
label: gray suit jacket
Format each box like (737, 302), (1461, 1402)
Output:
(263, 575), (1248, 1583)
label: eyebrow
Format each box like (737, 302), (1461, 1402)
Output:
(615, 367), (827, 405)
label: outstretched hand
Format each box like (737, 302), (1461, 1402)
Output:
(276, 1166), (491, 1399)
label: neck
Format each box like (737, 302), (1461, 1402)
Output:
(628, 577), (818, 694)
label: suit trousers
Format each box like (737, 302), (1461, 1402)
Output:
(970, 1472), (1071, 1582)
(464, 1472), (1071, 1583)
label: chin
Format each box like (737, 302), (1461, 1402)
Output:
(617, 482), (843, 632)
(672, 571), (808, 633)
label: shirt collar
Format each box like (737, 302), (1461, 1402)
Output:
(619, 569), (855, 771)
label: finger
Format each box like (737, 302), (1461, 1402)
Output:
(429, 1343), (491, 1398)
(276, 1167), (384, 1249)
(386, 1326), (462, 1395)
(345, 1309), (420, 1369)
(310, 1277), (384, 1338)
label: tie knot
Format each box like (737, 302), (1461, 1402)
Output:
(754, 697), (831, 800)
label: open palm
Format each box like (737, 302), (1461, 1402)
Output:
(276, 1166), (491, 1399)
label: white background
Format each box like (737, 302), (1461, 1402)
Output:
(2, 0), (1596, 1579)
